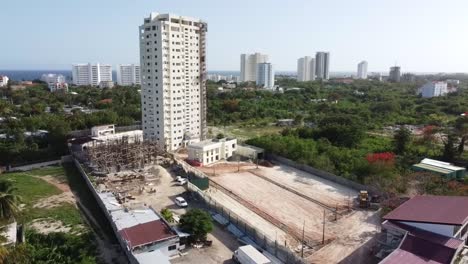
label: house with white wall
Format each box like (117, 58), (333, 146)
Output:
(379, 195), (468, 264)
(187, 138), (237, 166)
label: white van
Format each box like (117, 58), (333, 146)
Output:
(175, 197), (188, 207)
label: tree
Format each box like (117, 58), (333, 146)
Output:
(442, 133), (458, 162)
(179, 209), (213, 242)
(293, 114), (304, 127)
(393, 127), (411, 154)
(0, 180), (21, 219)
(454, 116), (468, 154)
(216, 133), (225, 139)
(160, 208), (174, 223)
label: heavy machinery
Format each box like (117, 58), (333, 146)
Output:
(359, 190), (370, 208)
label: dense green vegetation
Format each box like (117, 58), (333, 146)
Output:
(0, 83), (140, 165)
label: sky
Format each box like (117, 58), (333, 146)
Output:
(1, 0), (468, 73)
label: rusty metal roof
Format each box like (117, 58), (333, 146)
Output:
(119, 220), (177, 249)
(383, 195), (468, 225)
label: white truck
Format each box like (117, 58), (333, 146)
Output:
(232, 245), (271, 264)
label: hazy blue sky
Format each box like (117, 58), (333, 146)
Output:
(1, 0), (467, 72)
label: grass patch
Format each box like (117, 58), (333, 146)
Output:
(20, 203), (83, 227)
(0, 171), (62, 205)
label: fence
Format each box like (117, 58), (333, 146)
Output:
(267, 153), (368, 191)
(7, 155), (72, 172)
(187, 181), (307, 264)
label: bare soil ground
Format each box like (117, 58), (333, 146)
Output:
(205, 162), (380, 263)
(206, 187), (292, 246)
(33, 192), (75, 209)
(29, 219), (84, 235)
(198, 161), (258, 176)
(211, 171), (332, 244)
(252, 165), (356, 209)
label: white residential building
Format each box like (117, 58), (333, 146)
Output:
(315, 52), (330, 80)
(41, 73), (66, 84)
(117, 64), (141, 86)
(420, 81), (448, 98)
(72, 63), (113, 86)
(240, 53), (269, 82)
(256, 63), (274, 89)
(139, 13), (208, 151)
(357, 61), (368, 79)
(48, 82), (69, 93)
(297, 56), (316, 82)
(187, 138), (237, 165)
(0, 76), (9, 87)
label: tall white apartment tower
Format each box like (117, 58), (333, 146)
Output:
(357, 61), (368, 79)
(139, 13), (208, 151)
(117, 64), (141, 86)
(72, 63), (112, 86)
(315, 52), (330, 80)
(297, 56), (316, 82)
(240, 53), (269, 82)
(256, 63), (274, 89)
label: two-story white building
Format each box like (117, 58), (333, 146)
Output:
(187, 138), (237, 166)
(379, 195), (468, 264)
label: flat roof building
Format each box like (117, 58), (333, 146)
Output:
(412, 158), (466, 180)
(187, 138), (237, 166)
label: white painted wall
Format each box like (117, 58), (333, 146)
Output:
(400, 221), (455, 237)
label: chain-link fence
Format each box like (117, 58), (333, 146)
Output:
(188, 182), (307, 264)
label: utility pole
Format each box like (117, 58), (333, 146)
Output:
(301, 220), (305, 258)
(237, 155), (240, 172)
(322, 209), (326, 244)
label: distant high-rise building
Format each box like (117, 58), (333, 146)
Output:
(420, 81), (448, 98)
(315, 52), (330, 80)
(116, 64), (141, 86)
(388, 66), (401, 83)
(72, 63), (112, 86)
(297, 56), (316, 82)
(139, 12), (207, 151)
(240, 53), (269, 82)
(256, 63), (274, 89)
(357, 61), (368, 79)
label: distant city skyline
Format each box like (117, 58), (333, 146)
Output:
(1, 0), (468, 72)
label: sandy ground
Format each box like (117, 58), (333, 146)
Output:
(198, 161), (258, 176)
(206, 187), (291, 246)
(33, 192), (75, 209)
(171, 225), (239, 264)
(252, 165), (357, 209)
(211, 172), (332, 243)
(205, 162), (380, 263)
(305, 210), (380, 263)
(29, 219), (84, 234)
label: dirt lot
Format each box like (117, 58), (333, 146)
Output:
(204, 162), (380, 263)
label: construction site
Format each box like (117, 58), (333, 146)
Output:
(73, 134), (380, 263)
(196, 160), (381, 263)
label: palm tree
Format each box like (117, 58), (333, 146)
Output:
(0, 181), (21, 220)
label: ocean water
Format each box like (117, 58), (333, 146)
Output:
(1, 70), (243, 81)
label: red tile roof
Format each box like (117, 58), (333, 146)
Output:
(383, 195), (468, 225)
(119, 220), (177, 249)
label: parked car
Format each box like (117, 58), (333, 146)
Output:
(175, 197), (188, 207)
(176, 178), (187, 185)
(175, 175), (185, 182)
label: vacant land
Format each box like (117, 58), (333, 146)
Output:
(204, 161), (379, 262)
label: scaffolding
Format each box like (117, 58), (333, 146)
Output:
(85, 136), (164, 173)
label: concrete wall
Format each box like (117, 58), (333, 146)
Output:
(267, 154), (368, 191)
(8, 156), (71, 172)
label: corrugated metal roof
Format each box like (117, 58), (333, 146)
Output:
(381, 249), (444, 264)
(383, 195), (468, 225)
(110, 209), (160, 231)
(98, 192), (122, 212)
(134, 250), (170, 264)
(421, 158), (465, 171)
(119, 220), (177, 249)
(413, 163), (453, 174)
